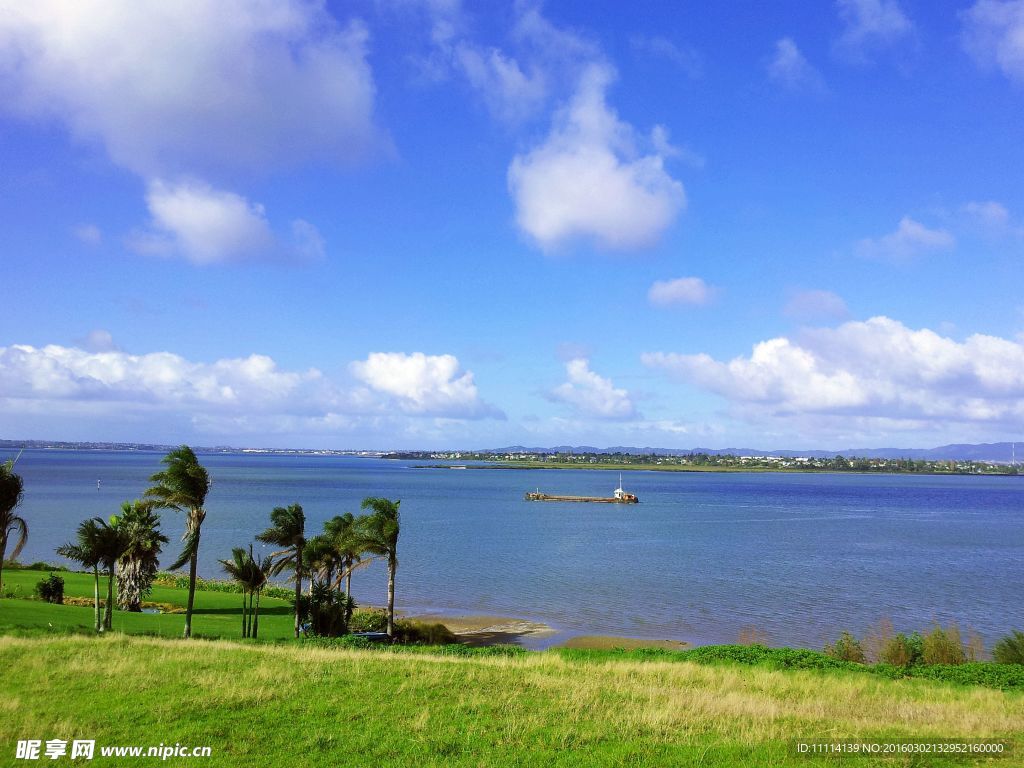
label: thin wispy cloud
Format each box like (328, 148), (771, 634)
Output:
(961, 0), (1024, 84)
(767, 38), (826, 93)
(648, 277), (714, 307)
(855, 216), (955, 260)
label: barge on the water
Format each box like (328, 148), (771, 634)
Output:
(524, 476), (639, 504)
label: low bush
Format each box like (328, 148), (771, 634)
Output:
(824, 631), (866, 664)
(993, 631), (1024, 664)
(394, 620), (458, 645)
(880, 633), (918, 666)
(5, 560), (69, 572)
(34, 573), (64, 604)
(349, 608), (388, 633)
(922, 624), (965, 666)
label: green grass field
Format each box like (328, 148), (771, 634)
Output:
(0, 567), (295, 640)
(2, 632), (1022, 767)
(2, 569), (1023, 765)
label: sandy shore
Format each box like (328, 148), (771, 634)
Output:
(406, 613), (689, 651)
(407, 613), (557, 646)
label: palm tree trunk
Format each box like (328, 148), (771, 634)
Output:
(104, 566), (114, 630)
(93, 565), (101, 632)
(386, 553), (396, 639)
(294, 547), (302, 639)
(253, 590), (260, 639)
(0, 535), (7, 593)
(241, 590), (247, 638)
(346, 565), (352, 601)
(184, 537), (199, 639)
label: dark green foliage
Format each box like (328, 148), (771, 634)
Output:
(824, 631), (866, 663)
(34, 573), (64, 604)
(304, 582), (354, 637)
(152, 571), (292, 600)
(5, 561), (68, 571)
(993, 631), (1024, 664)
(922, 624), (965, 665)
(880, 633), (919, 666)
(348, 608), (388, 633)
(393, 619), (458, 645)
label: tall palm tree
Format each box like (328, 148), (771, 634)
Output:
(357, 497), (400, 638)
(0, 458), (27, 593)
(324, 513), (362, 598)
(144, 446), (210, 639)
(57, 518), (104, 631)
(219, 544), (270, 639)
(303, 535), (338, 594)
(96, 517), (127, 631)
(256, 503), (305, 638)
(115, 500), (169, 611)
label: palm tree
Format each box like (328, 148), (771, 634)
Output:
(324, 513), (362, 598)
(256, 503), (305, 638)
(115, 500), (169, 611)
(57, 518), (104, 631)
(96, 517), (127, 631)
(303, 535), (338, 594)
(144, 446), (210, 639)
(0, 458), (27, 593)
(219, 544), (270, 639)
(357, 497), (400, 638)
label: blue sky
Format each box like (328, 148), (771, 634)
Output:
(1, 0), (1023, 450)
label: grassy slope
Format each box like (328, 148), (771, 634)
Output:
(1, 568), (294, 640)
(2, 634), (1021, 768)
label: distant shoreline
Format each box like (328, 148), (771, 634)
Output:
(413, 461), (1022, 477)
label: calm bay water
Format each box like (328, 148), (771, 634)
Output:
(5, 449), (1022, 649)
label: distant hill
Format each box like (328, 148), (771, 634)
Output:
(483, 442), (1023, 463)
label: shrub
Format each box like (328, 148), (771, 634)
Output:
(993, 631), (1024, 664)
(862, 618), (895, 664)
(349, 609), (388, 633)
(922, 624), (965, 666)
(394, 620), (458, 645)
(824, 631), (866, 663)
(34, 573), (64, 604)
(880, 633), (917, 666)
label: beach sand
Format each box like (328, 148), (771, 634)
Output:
(406, 613), (689, 650)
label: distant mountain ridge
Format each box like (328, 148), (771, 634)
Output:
(483, 443), (1023, 462)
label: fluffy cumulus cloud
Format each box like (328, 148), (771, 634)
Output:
(548, 358), (637, 420)
(962, 0), (1024, 83)
(767, 38), (825, 92)
(349, 352), (503, 419)
(0, 344), (320, 410)
(642, 317), (1024, 430)
(0, 0), (380, 176)
(855, 216), (955, 260)
(508, 63), (686, 251)
(648, 277), (714, 307)
(126, 179), (325, 265)
(834, 0), (914, 57)
(0, 343), (503, 442)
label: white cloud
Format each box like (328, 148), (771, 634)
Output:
(630, 35), (702, 79)
(0, 344), (320, 409)
(0, 0), (381, 176)
(508, 63), (686, 251)
(548, 358), (637, 420)
(136, 179), (274, 265)
(648, 277), (714, 307)
(962, 0), (1024, 83)
(643, 316), (1024, 430)
(767, 38), (825, 92)
(454, 43), (548, 123)
(73, 223), (102, 245)
(783, 290), (849, 320)
(964, 200), (1011, 226)
(855, 216), (955, 260)
(349, 352), (503, 419)
(0, 343), (503, 442)
(835, 0), (914, 56)
(126, 179), (324, 265)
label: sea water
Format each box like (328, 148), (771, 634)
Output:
(5, 449), (1022, 649)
